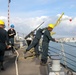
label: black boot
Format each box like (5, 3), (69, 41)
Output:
(12, 46), (15, 53)
(1, 62), (5, 70)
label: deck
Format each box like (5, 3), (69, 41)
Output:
(0, 46), (48, 75)
(0, 44), (76, 75)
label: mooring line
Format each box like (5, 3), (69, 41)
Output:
(15, 50), (19, 75)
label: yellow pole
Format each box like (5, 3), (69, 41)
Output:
(54, 12), (64, 27)
(50, 13), (64, 36)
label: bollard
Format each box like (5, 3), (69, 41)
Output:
(51, 55), (61, 71)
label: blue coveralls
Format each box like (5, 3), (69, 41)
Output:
(41, 29), (55, 64)
(0, 28), (9, 63)
(26, 28), (44, 56)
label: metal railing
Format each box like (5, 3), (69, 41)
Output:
(48, 42), (76, 72)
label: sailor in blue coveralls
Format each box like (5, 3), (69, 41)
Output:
(24, 28), (46, 57)
(0, 20), (9, 70)
(40, 24), (58, 66)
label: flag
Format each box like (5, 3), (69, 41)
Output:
(9, 0), (11, 3)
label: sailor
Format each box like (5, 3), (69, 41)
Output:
(26, 35), (32, 46)
(7, 24), (16, 53)
(40, 24), (58, 66)
(24, 27), (46, 57)
(0, 20), (9, 70)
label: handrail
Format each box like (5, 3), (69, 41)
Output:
(49, 49), (76, 67)
(63, 42), (76, 48)
(49, 46), (76, 58)
(49, 49), (76, 72)
(49, 42), (76, 72)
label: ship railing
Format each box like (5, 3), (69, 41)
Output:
(48, 42), (76, 73)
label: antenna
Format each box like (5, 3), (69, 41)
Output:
(8, 0), (11, 29)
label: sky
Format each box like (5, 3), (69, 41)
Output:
(0, 0), (76, 38)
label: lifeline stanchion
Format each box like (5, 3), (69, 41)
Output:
(60, 40), (68, 74)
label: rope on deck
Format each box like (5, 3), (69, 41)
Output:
(15, 49), (19, 75)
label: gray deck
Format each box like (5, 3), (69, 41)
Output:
(18, 47), (48, 75)
(0, 47), (48, 75)
(0, 55), (16, 75)
(0, 45), (76, 75)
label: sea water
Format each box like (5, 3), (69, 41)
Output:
(49, 42), (76, 72)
